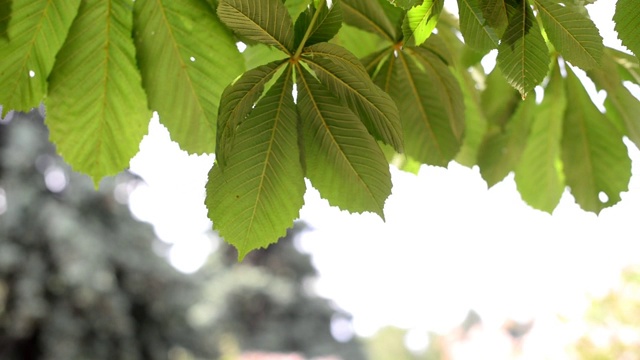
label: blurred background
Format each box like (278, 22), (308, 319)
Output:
(3, 1), (640, 359)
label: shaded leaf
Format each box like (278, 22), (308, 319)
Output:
(455, 68), (489, 166)
(477, 95), (536, 187)
(481, 67), (521, 128)
(342, 0), (397, 41)
(535, 0), (603, 70)
(216, 60), (287, 168)
(402, 0), (443, 46)
(497, 0), (549, 97)
(302, 43), (404, 152)
(389, 48), (464, 166)
(333, 23), (389, 59)
(479, 0), (508, 36)
(294, 0), (343, 48)
(515, 64), (565, 213)
(296, 65), (391, 217)
(456, 0), (499, 51)
(46, 0), (150, 186)
(614, 0), (640, 59)
(217, 0), (295, 54)
(561, 66), (631, 213)
(207, 69), (305, 260)
(0, 0), (80, 116)
(134, 0), (243, 154)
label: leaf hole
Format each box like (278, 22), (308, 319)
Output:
(236, 41), (247, 53)
(598, 191), (609, 203)
(28, 70), (35, 78)
(189, 56), (196, 62)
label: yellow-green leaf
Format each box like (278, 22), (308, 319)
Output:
(561, 66), (631, 213)
(0, 0), (80, 116)
(46, 0), (150, 186)
(515, 63), (565, 213)
(134, 0), (244, 154)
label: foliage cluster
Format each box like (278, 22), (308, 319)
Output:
(1, 0), (639, 257)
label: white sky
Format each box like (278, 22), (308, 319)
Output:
(128, 0), (640, 354)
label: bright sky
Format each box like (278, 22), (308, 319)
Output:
(128, 0), (640, 355)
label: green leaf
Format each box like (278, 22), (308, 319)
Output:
(561, 66), (631, 213)
(302, 43), (404, 152)
(402, 0), (443, 46)
(342, 0), (398, 41)
(243, 43), (289, 69)
(534, 0), (603, 70)
(0, 0), (80, 116)
(588, 54), (640, 151)
(206, 68), (305, 260)
(496, 0), (549, 97)
(455, 67), (489, 167)
(46, 0), (150, 186)
(479, 0), (508, 36)
(217, 0), (295, 54)
(614, 0), (640, 59)
(333, 23), (389, 59)
(216, 60), (287, 168)
(296, 65), (391, 217)
(481, 66), (521, 128)
(294, 0), (343, 48)
(456, 0), (499, 51)
(477, 95), (536, 187)
(514, 64), (565, 213)
(134, 0), (243, 154)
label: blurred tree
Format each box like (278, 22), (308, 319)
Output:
(0, 109), (218, 359)
(0, 110), (366, 360)
(572, 265), (640, 359)
(193, 223), (367, 360)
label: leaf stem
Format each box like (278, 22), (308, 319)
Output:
(292, 0), (327, 59)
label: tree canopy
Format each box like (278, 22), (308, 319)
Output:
(1, 0), (639, 258)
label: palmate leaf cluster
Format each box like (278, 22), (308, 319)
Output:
(1, 0), (640, 258)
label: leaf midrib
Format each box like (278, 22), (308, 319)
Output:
(397, 51), (445, 160)
(243, 69), (292, 249)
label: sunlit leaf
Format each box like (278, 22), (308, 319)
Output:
(496, 0), (549, 97)
(456, 0), (499, 52)
(388, 0), (423, 9)
(207, 68), (305, 260)
(46, 0), (150, 186)
(402, 0), (443, 46)
(134, 0), (243, 154)
(515, 64), (565, 213)
(302, 43), (404, 152)
(217, 0), (295, 54)
(294, 0), (343, 48)
(0, 0), (80, 116)
(296, 65), (391, 217)
(561, 66), (631, 213)
(342, 0), (398, 41)
(534, 0), (603, 70)
(477, 95), (535, 187)
(614, 0), (640, 60)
